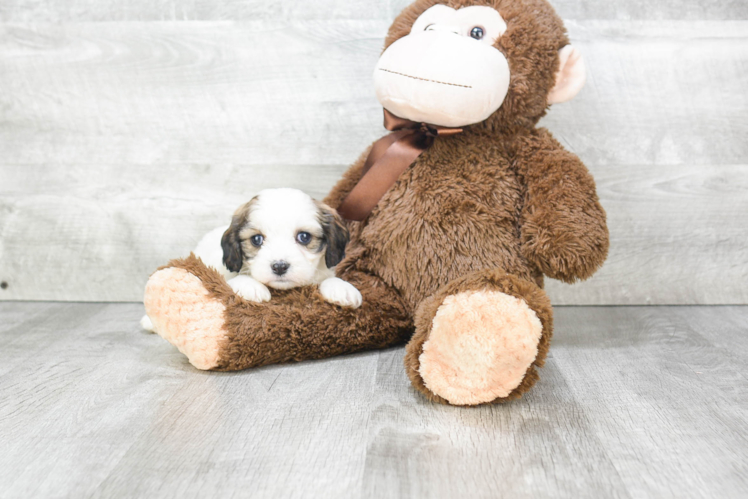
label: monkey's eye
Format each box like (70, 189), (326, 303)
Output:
(250, 234), (264, 247)
(296, 232), (312, 246)
(470, 26), (484, 40)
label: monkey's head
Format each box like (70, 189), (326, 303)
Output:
(375, 0), (585, 130)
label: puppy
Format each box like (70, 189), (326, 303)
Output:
(220, 188), (362, 308)
(141, 188), (361, 333)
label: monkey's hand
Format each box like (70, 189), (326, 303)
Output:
(518, 129), (609, 283)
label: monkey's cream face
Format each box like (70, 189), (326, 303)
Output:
(374, 5), (511, 128)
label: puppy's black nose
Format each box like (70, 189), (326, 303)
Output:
(271, 261), (290, 276)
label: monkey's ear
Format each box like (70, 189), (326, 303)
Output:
(221, 217), (245, 273)
(318, 203), (350, 269)
(548, 45), (587, 105)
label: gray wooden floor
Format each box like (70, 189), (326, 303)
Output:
(0, 303), (746, 498)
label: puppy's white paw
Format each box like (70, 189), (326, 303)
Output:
(319, 277), (362, 308)
(228, 275), (272, 303)
(140, 314), (156, 333)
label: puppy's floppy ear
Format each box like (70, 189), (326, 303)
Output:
(221, 199), (255, 273)
(316, 201), (349, 268)
(221, 220), (244, 273)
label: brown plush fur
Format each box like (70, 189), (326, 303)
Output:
(404, 269), (553, 404)
(149, 0), (608, 405)
(163, 253), (414, 370)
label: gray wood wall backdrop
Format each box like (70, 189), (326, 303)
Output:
(0, 0), (746, 304)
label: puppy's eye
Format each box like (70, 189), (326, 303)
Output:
(250, 234), (264, 247)
(296, 232), (312, 246)
(470, 26), (484, 40)
(424, 24), (434, 31)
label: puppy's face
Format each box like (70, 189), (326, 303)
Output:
(221, 188), (349, 290)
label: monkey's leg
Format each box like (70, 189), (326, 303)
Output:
(144, 254), (413, 371)
(405, 269), (553, 406)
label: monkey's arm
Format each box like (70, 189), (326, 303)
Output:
(517, 129), (609, 283)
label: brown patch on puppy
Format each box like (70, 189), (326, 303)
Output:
(221, 197), (258, 273)
(304, 231), (326, 255)
(315, 201), (350, 268)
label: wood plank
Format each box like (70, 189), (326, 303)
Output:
(0, 302), (379, 498)
(0, 303), (746, 497)
(565, 0), (748, 20)
(0, 21), (387, 167)
(551, 306), (748, 497)
(1, 21), (746, 167)
(91, 355), (378, 497)
(545, 20), (748, 168)
(566, 0), (748, 20)
(0, 302), (77, 378)
(2, 0), (746, 22)
(0, 303), (203, 497)
(0, 0), (392, 22)
(2, 163), (746, 304)
(361, 347), (631, 498)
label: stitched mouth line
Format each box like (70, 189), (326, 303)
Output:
(379, 68), (472, 89)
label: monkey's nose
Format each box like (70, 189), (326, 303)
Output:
(271, 261), (290, 276)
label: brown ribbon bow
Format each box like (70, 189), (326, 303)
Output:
(337, 109), (463, 221)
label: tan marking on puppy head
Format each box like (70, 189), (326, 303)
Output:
(221, 197), (259, 273)
(315, 200), (350, 268)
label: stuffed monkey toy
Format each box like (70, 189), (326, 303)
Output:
(144, 0), (608, 406)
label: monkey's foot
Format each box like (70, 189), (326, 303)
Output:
(419, 290), (542, 405)
(405, 271), (553, 406)
(144, 267), (229, 370)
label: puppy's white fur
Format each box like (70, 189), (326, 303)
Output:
(223, 189), (361, 308)
(234, 189), (334, 291)
(194, 226), (238, 282)
(141, 188), (360, 333)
